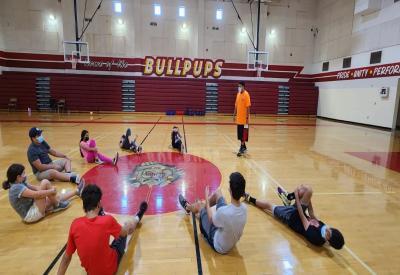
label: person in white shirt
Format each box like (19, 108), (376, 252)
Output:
(179, 172), (247, 254)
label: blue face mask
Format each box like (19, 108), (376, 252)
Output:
(321, 225), (327, 239)
(37, 135), (44, 143)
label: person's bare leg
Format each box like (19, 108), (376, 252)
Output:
(254, 199), (274, 212)
(297, 185), (313, 205)
(187, 201), (205, 214)
(47, 169), (71, 182)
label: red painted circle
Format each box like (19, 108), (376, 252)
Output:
(82, 152), (222, 215)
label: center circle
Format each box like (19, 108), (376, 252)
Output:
(82, 152), (222, 215)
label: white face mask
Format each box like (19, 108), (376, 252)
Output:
(238, 87), (241, 92)
(173, 128), (178, 133)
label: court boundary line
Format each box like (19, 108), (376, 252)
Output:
(222, 133), (377, 275)
(182, 115), (203, 275)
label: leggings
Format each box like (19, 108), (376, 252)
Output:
(85, 139), (113, 164)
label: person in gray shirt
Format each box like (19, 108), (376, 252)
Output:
(27, 127), (81, 184)
(2, 163), (85, 223)
(179, 172), (247, 254)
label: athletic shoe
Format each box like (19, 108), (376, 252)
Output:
(77, 178), (86, 197)
(74, 174), (81, 185)
(95, 158), (104, 164)
(135, 201), (148, 221)
(277, 187), (291, 206)
(178, 194), (190, 214)
(52, 200), (71, 213)
(113, 152), (119, 166)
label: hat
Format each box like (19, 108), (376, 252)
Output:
(29, 127), (43, 138)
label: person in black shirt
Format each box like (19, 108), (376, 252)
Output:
(119, 128), (142, 153)
(171, 126), (184, 153)
(244, 185), (344, 249)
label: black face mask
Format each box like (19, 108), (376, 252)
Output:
(84, 136), (89, 142)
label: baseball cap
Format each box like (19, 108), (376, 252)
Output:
(29, 127), (43, 138)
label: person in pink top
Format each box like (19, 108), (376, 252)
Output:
(79, 130), (119, 165)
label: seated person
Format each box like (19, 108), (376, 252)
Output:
(79, 130), (119, 165)
(244, 185), (345, 249)
(27, 127), (81, 184)
(178, 172), (247, 254)
(2, 163), (85, 223)
(57, 184), (148, 275)
(171, 126), (184, 153)
(119, 128), (142, 153)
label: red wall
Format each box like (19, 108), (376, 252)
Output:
(0, 72), (318, 115)
(135, 78), (205, 112)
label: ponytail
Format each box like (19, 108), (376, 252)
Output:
(3, 164), (25, 190)
(2, 180), (10, 190)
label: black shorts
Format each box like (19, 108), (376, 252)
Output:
(237, 125), (249, 142)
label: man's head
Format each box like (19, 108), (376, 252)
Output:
(29, 127), (44, 144)
(238, 81), (245, 93)
(229, 172), (246, 200)
(81, 184), (103, 213)
(173, 126), (179, 132)
(326, 227), (345, 249)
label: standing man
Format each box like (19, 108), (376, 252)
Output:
(233, 81), (251, 156)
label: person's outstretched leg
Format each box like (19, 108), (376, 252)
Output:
(96, 152), (113, 164)
(244, 193), (274, 212)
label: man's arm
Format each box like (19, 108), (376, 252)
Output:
(307, 201), (317, 219)
(246, 107), (250, 125)
(49, 148), (68, 159)
(294, 188), (310, 231)
(57, 253), (72, 275)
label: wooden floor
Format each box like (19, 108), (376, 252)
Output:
(0, 112), (399, 275)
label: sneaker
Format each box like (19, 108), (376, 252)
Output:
(113, 152), (119, 166)
(74, 174), (81, 185)
(277, 187), (291, 206)
(135, 201), (148, 221)
(99, 207), (106, 216)
(95, 158), (104, 164)
(137, 146), (143, 154)
(52, 200), (71, 213)
(178, 194), (190, 214)
(76, 178), (86, 197)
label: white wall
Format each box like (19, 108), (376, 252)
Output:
(312, 0), (400, 128)
(317, 76), (399, 128)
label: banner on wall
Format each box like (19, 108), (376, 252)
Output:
(335, 62), (400, 80)
(143, 56), (225, 78)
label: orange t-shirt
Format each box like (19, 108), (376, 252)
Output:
(235, 90), (251, 125)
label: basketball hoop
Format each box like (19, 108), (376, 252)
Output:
(63, 40), (90, 70)
(71, 57), (78, 70)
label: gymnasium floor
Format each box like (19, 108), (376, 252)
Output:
(0, 112), (399, 274)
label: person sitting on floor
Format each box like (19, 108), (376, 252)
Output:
(244, 184), (345, 249)
(171, 126), (184, 153)
(79, 130), (119, 165)
(178, 172), (247, 254)
(119, 128), (142, 153)
(57, 184), (148, 275)
(2, 163), (85, 223)
(27, 127), (81, 184)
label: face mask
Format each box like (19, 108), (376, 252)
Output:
(321, 225), (327, 239)
(37, 135), (44, 143)
(84, 136), (89, 142)
(238, 87), (241, 92)
(173, 128), (178, 133)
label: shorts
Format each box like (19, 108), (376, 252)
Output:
(237, 125), (249, 142)
(24, 203), (45, 223)
(273, 204), (308, 233)
(35, 159), (68, 180)
(199, 197), (227, 251)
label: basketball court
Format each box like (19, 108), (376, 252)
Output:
(0, 0), (400, 274)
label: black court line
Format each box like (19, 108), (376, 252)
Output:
(182, 116), (202, 275)
(43, 244), (66, 275)
(139, 116), (162, 146)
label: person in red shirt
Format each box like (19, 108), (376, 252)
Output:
(57, 184), (148, 275)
